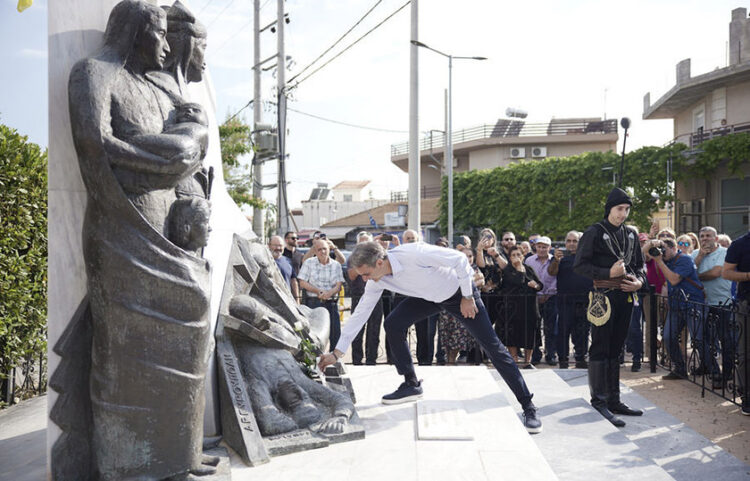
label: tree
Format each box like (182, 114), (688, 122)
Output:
(0, 123), (47, 396)
(439, 144), (687, 239)
(219, 115), (268, 210)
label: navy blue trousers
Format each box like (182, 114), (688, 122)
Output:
(384, 288), (533, 408)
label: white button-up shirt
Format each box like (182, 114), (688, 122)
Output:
(335, 242), (474, 352)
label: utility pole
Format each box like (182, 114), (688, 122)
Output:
(407, 0), (420, 232)
(252, 0), (263, 238)
(276, 0), (289, 235)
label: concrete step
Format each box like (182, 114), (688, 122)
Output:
(555, 368), (750, 481)
(230, 365), (558, 481)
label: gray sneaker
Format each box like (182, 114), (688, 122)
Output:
(522, 405), (542, 434)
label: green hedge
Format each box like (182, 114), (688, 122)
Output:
(0, 124), (47, 383)
(439, 144), (688, 239)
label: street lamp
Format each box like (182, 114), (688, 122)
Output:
(411, 40), (487, 247)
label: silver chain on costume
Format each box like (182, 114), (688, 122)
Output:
(597, 222), (635, 276)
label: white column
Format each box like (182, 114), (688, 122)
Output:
(407, 0), (420, 231)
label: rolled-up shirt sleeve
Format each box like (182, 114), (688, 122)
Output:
(335, 280), (384, 353)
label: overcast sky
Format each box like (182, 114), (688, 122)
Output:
(0, 0), (740, 210)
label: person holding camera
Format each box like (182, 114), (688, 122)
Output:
(548, 230), (592, 369)
(574, 187), (647, 427)
(302, 231), (346, 265)
(476, 229), (507, 347)
(650, 237), (712, 381)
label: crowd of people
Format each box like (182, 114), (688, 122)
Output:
(267, 203), (750, 418)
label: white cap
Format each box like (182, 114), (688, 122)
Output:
(536, 236), (552, 246)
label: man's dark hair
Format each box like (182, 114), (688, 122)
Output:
(284, 231), (296, 238)
(349, 241), (386, 268)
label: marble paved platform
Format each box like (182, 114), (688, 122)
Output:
(555, 369), (750, 481)
(229, 366), (558, 481)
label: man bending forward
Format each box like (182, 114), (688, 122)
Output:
(318, 241), (542, 433)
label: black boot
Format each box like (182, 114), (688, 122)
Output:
(607, 359), (643, 416)
(589, 360), (625, 427)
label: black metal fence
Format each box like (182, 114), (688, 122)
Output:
(650, 292), (746, 406)
(1, 349), (47, 407)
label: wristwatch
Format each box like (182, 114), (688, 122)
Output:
(462, 295), (474, 300)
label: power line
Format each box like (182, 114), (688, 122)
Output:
(225, 100), (254, 123)
(288, 0), (410, 90)
(287, 0), (382, 85)
(207, 0), (238, 28)
(212, 0), (276, 56)
(214, 18), (252, 52)
(285, 105), (407, 133)
(197, 0), (214, 15)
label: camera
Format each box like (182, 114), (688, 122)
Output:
(381, 233), (392, 241)
(648, 245), (665, 257)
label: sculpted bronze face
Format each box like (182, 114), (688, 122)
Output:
(187, 36), (207, 82)
(134, 12), (170, 70)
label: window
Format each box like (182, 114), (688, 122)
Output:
(720, 178), (750, 238)
(343, 194), (352, 202)
(693, 105), (705, 132)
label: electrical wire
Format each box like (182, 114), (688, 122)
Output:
(225, 100), (254, 123)
(207, 0), (238, 28)
(213, 18), (252, 52)
(287, 0), (410, 90)
(287, 0), (382, 85)
(286, 105), (407, 133)
(197, 0), (214, 15)
(213, 0), (276, 52)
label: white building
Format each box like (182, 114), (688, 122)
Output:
(300, 181), (388, 230)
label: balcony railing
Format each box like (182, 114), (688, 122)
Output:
(391, 118), (618, 157)
(390, 185), (441, 202)
(672, 121), (750, 148)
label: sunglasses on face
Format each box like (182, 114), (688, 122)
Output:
(287, 236), (298, 240)
(677, 241), (690, 247)
(502, 238), (514, 241)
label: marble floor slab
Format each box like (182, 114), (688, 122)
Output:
(229, 366), (557, 481)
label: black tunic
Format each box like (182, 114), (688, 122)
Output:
(573, 219), (647, 286)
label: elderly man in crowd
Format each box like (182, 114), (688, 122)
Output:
(298, 238), (345, 350)
(693, 226), (735, 388)
(548, 231), (591, 369)
(268, 235), (299, 302)
(526, 236), (559, 366)
(348, 232), (383, 365)
(722, 229), (750, 415)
